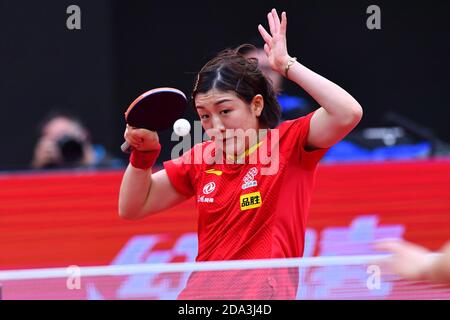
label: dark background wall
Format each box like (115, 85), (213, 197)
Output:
(0, 0), (115, 170)
(1, 0), (449, 170)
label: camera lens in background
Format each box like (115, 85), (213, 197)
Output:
(57, 135), (84, 164)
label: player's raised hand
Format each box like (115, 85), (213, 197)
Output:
(258, 9), (291, 76)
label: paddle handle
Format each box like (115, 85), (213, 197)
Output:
(120, 141), (132, 153)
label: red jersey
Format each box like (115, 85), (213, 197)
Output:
(163, 112), (329, 299)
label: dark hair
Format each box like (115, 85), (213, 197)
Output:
(192, 44), (281, 128)
(235, 37), (266, 54)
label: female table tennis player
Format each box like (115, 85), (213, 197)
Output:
(119, 9), (363, 299)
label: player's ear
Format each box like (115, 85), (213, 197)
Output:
(251, 94), (264, 117)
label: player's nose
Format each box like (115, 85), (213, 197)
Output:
(211, 116), (225, 132)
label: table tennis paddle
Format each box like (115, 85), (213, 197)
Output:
(121, 87), (188, 153)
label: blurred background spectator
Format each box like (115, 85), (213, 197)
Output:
(31, 112), (123, 170)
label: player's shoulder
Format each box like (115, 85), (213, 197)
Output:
(178, 140), (212, 155)
(176, 140), (214, 165)
(276, 112), (315, 133)
(189, 140), (214, 156)
(276, 116), (304, 135)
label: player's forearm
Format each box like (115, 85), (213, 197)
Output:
(286, 59), (362, 123)
(118, 164), (153, 219)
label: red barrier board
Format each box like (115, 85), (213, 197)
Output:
(0, 160), (449, 299)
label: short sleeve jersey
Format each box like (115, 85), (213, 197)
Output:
(164, 112), (328, 262)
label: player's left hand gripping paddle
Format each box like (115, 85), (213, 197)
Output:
(121, 87), (188, 153)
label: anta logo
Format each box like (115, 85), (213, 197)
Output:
(240, 191), (262, 211)
(205, 169), (222, 176)
(242, 167), (258, 190)
(202, 182), (216, 195)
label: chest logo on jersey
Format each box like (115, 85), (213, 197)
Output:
(240, 191), (262, 211)
(241, 167), (258, 190)
(202, 182), (216, 195)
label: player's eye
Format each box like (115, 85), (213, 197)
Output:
(220, 109), (231, 115)
(200, 114), (209, 120)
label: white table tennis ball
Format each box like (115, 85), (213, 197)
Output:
(173, 118), (191, 136)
